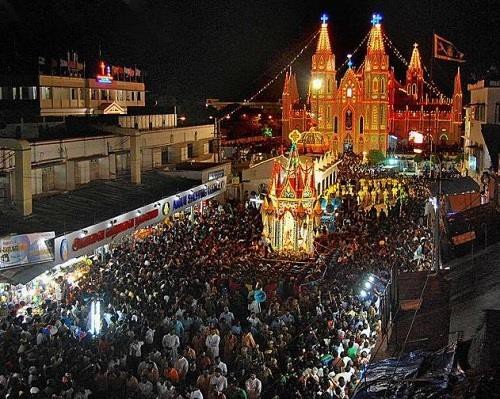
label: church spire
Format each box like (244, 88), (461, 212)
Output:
(367, 13), (385, 53)
(409, 43), (422, 71)
(316, 13), (332, 53)
(454, 66), (462, 95)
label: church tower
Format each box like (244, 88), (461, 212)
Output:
(363, 13), (389, 153)
(406, 43), (425, 102)
(451, 67), (463, 142)
(310, 14), (336, 137)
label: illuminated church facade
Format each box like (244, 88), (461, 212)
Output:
(281, 14), (463, 155)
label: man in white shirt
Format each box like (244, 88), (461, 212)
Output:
(209, 368), (227, 393)
(213, 357), (227, 376)
(174, 354), (189, 380)
(189, 386), (204, 399)
(205, 329), (220, 359)
(245, 373), (262, 399)
(219, 306), (235, 327)
(162, 330), (180, 361)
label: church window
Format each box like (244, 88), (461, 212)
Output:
(407, 84), (411, 94)
(372, 77), (379, 93)
(347, 87), (353, 98)
(326, 106), (331, 122)
(359, 116), (364, 134)
(380, 78), (385, 94)
(334, 117), (338, 133)
(412, 83), (417, 96)
(372, 107), (378, 126)
(327, 79), (332, 94)
(345, 109), (353, 130)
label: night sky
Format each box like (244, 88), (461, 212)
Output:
(1, 0), (499, 120)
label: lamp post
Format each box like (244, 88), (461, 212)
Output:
(312, 78), (323, 129)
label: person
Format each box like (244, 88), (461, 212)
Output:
(214, 357), (228, 376)
(174, 354), (189, 380)
(163, 330), (180, 362)
(189, 385), (204, 399)
(210, 368), (228, 396)
(245, 374), (262, 399)
(206, 329), (221, 360)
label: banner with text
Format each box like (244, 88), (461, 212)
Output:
(0, 232), (55, 269)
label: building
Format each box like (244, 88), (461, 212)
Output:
(0, 57), (220, 217)
(0, 58), (145, 119)
(464, 73), (500, 179)
(281, 14), (462, 155)
(261, 131), (322, 255)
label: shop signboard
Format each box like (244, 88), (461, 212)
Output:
(0, 232), (55, 270)
(54, 177), (226, 264)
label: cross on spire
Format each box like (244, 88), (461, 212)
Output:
(347, 54), (353, 68)
(321, 13), (328, 24)
(371, 13), (382, 26)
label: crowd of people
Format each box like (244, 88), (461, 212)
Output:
(0, 155), (434, 399)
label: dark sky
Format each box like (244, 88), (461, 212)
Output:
(1, 0), (499, 119)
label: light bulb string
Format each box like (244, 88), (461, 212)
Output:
(222, 29), (321, 119)
(382, 33), (450, 101)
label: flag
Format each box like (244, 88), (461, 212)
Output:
(60, 59), (68, 68)
(135, 68), (141, 77)
(434, 34), (465, 62)
(38, 56), (45, 65)
(124, 67), (131, 76)
(77, 62), (84, 71)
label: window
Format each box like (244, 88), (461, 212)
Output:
(91, 89), (98, 100)
(100, 90), (106, 100)
(41, 87), (52, 100)
(131, 91), (135, 101)
(126, 91), (131, 101)
(334, 116), (338, 133)
(345, 109), (353, 130)
(359, 116), (364, 134)
(474, 104), (485, 121)
(372, 78), (379, 93)
(137, 91), (142, 101)
(187, 143), (194, 158)
(161, 148), (169, 164)
(347, 87), (353, 98)
(70, 88), (77, 100)
(12, 87), (17, 100)
(496, 103), (500, 123)
(327, 79), (332, 93)
(380, 78), (385, 94)
(0, 87), (3, 100)
(29, 87), (37, 100)
(412, 83), (417, 96)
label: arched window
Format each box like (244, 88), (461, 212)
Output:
(345, 109), (353, 130)
(194, 131), (198, 141)
(407, 84), (411, 94)
(327, 79), (332, 94)
(334, 116), (338, 133)
(359, 116), (364, 134)
(372, 77), (379, 93)
(412, 83), (417, 96)
(347, 87), (353, 98)
(380, 79), (385, 94)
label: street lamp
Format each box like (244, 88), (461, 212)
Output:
(312, 78), (323, 128)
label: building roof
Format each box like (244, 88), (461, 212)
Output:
(175, 162), (227, 171)
(0, 171), (199, 237)
(367, 20), (385, 53)
(430, 177), (480, 196)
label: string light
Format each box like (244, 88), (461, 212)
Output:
(336, 31), (370, 75)
(222, 29), (321, 119)
(382, 33), (451, 101)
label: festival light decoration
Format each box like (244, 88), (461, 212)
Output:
(89, 299), (102, 335)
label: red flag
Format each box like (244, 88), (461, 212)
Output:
(433, 34), (465, 63)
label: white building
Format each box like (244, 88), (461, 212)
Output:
(464, 76), (500, 178)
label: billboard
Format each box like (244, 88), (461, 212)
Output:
(0, 232), (55, 270)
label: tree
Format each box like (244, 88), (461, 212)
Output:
(367, 150), (385, 165)
(413, 154), (423, 163)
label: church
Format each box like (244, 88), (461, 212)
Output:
(281, 14), (463, 155)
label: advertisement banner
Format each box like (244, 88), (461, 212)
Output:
(0, 232), (55, 269)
